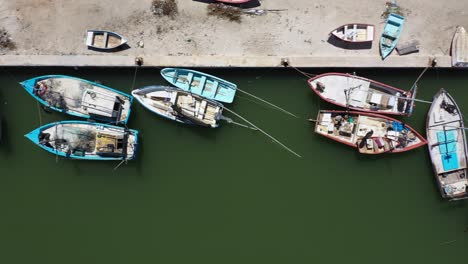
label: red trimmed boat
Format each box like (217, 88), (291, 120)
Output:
(308, 72), (417, 116)
(314, 110), (427, 154)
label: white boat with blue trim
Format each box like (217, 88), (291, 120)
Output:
(132, 85), (224, 128)
(427, 88), (468, 200)
(20, 75), (132, 124)
(25, 121), (138, 161)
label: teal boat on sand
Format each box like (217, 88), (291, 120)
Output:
(160, 68), (237, 103)
(380, 13), (405, 59)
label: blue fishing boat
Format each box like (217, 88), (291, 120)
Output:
(20, 75), (133, 124)
(160, 68), (237, 103)
(380, 13), (405, 59)
(132, 86), (224, 128)
(25, 120), (138, 161)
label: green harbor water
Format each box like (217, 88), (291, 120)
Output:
(0, 67), (467, 263)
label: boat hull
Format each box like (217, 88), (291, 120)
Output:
(314, 110), (426, 154)
(380, 13), (405, 59)
(451, 26), (468, 67)
(132, 85), (224, 128)
(308, 72), (413, 116)
(85, 30), (127, 51)
(20, 75), (132, 124)
(160, 68), (237, 103)
(25, 121), (139, 161)
(426, 89), (468, 200)
(330, 23), (375, 43)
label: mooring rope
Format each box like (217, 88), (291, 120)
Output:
(237, 88), (298, 118)
(289, 65), (316, 79)
(223, 107), (302, 158)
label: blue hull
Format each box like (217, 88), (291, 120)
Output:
(380, 13), (405, 59)
(160, 68), (237, 103)
(25, 120), (139, 161)
(20, 75), (133, 124)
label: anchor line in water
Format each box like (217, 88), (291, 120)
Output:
(131, 66), (139, 91)
(236, 88), (298, 118)
(220, 115), (257, 131)
(289, 65), (316, 79)
(36, 101), (43, 126)
(410, 65), (430, 91)
(223, 107), (302, 158)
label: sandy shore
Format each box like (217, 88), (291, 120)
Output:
(0, 0), (464, 67)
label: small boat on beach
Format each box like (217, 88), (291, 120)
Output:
(330, 23), (375, 43)
(132, 86), (224, 128)
(308, 72), (416, 116)
(85, 30), (127, 51)
(216, 0), (251, 4)
(20, 75), (132, 124)
(380, 13), (405, 59)
(314, 110), (426, 154)
(426, 89), (468, 200)
(451, 26), (468, 67)
(25, 121), (138, 161)
(160, 68), (237, 103)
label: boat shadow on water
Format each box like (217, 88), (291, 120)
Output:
(327, 35), (373, 50)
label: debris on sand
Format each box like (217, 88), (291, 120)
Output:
(151, 0), (178, 18)
(207, 3), (242, 22)
(381, 1), (407, 19)
(0, 28), (15, 50)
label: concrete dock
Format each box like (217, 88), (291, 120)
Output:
(0, 0), (464, 68)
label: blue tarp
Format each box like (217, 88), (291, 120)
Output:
(392, 122), (404, 132)
(437, 130), (459, 171)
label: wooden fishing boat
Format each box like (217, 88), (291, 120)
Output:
(330, 23), (375, 43)
(308, 72), (416, 116)
(216, 0), (251, 4)
(426, 88), (468, 200)
(132, 86), (224, 128)
(20, 75), (132, 124)
(25, 121), (138, 161)
(314, 110), (426, 154)
(160, 68), (237, 103)
(380, 13), (405, 59)
(85, 30), (127, 51)
(451, 26), (468, 67)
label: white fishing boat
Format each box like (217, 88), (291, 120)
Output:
(308, 73), (416, 116)
(451, 26), (468, 67)
(426, 88), (468, 200)
(85, 30), (127, 51)
(132, 86), (224, 128)
(330, 23), (375, 43)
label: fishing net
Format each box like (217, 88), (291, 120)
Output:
(54, 125), (96, 153)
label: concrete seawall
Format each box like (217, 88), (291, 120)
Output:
(0, 55), (450, 68)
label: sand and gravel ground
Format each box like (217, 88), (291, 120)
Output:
(0, 0), (465, 66)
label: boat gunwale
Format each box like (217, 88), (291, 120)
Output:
(307, 72), (411, 116)
(314, 109), (427, 154)
(426, 88), (468, 201)
(20, 74), (133, 124)
(329, 23), (375, 43)
(25, 120), (138, 160)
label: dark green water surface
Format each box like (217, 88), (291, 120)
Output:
(0, 67), (467, 263)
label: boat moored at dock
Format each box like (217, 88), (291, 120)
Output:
(314, 110), (426, 154)
(25, 121), (138, 161)
(160, 68), (237, 103)
(20, 75), (132, 124)
(132, 85), (224, 128)
(426, 88), (468, 200)
(308, 72), (416, 116)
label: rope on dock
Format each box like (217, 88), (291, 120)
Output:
(223, 107), (302, 158)
(237, 88), (298, 118)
